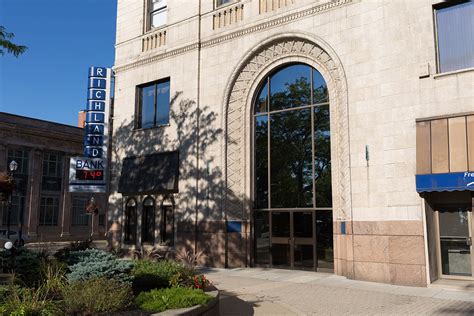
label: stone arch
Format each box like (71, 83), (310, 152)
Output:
(223, 32), (351, 222)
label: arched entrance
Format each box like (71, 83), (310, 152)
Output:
(222, 34), (351, 272)
(253, 63), (333, 271)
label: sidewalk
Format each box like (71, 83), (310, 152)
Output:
(202, 267), (474, 315)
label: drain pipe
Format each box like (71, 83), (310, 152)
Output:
(194, 0), (202, 255)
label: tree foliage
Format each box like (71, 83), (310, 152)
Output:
(0, 26), (27, 57)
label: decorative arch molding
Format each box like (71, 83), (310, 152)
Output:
(223, 32), (351, 222)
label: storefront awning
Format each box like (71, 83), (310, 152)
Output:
(118, 151), (179, 195)
(416, 172), (474, 193)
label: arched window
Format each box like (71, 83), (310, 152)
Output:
(142, 196), (155, 243)
(124, 198), (137, 244)
(253, 63), (333, 270)
(161, 199), (174, 246)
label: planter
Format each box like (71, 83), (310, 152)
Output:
(153, 289), (219, 316)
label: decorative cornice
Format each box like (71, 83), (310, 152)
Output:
(114, 0), (354, 73)
(202, 0), (353, 48)
(114, 43), (200, 73)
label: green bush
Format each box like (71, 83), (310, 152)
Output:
(66, 249), (133, 284)
(0, 285), (62, 316)
(132, 260), (186, 292)
(0, 248), (43, 287)
(135, 287), (212, 313)
(63, 278), (133, 314)
(54, 239), (95, 262)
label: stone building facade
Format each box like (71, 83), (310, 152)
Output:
(110, 0), (474, 287)
(0, 112), (107, 243)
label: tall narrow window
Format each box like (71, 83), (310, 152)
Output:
(149, 0), (167, 29)
(253, 63), (333, 270)
(124, 198), (137, 244)
(142, 197), (155, 244)
(161, 204), (174, 245)
(435, 1), (474, 73)
(71, 196), (90, 226)
(4, 148), (29, 226)
(137, 79), (171, 129)
(39, 195), (59, 226)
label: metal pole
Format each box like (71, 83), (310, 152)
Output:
(6, 193), (11, 240)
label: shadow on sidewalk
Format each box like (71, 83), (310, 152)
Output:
(219, 290), (258, 315)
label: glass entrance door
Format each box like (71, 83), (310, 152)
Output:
(437, 205), (473, 278)
(270, 211), (315, 270)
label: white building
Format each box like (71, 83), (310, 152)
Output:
(109, 0), (474, 287)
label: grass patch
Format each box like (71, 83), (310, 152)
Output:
(135, 287), (212, 313)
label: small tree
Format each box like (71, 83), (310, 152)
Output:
(0, 26), (27, 57)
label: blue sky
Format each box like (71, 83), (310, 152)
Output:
(0, 0), (117, 126)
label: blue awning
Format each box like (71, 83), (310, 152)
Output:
(416, 172), (474, 193)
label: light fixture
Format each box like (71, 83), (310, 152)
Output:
(4, 241), (13, 250)
(9, 160), (18, 172)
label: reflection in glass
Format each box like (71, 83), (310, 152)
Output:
(141, 85), (155, 128)
(156, 80), (170, 125)
(316, 210), (333, 269)
(313, 69), (328, 104)
(294, 245), (314, 270)
(255, 211), (270, 265)
(255, 115), (268, 209)
(255, 81), (268, 114)
(142, 197), (155, 243)
(314, 105), (332, 207)
(439, 206), (472, 276)
(272, 244), (290, 267)
(294, 212), (313, 238)
(270, 109), (313, 208)
(270, 64), (311, 111)
(271, 212), (290, 237)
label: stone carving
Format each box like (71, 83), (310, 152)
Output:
(224, 36), (351, 222)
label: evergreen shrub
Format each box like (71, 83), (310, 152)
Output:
(66, 249), (133, 283)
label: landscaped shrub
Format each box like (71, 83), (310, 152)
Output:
(135, 287), (212, 313)
(54, 239), (95, 262)
(132, 259), (186, 292)
(0, 248), (43, 287)
(40, 260), (67, 300)
(66, 249), (133, 283)
(0, 285), (62, 315)
(63, 277), (133, 314)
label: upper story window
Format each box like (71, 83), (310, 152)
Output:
(216, 0), (233, 7)
(137, 78), (171, 129)
(434, 0), (474, 73)
(149, 0), (167, 29)
(42, 152), (63, 192)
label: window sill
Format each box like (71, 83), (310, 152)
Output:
(145, 24), (167, 34)
(433, 67), (474, 79)
(134, 124), (171, 132)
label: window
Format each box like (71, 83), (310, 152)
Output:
(137, 79), (171, 129)
(7, 148), (29, 175)
(124, 198), (137, 244)
(42, 152), (63, 191)
(71, 196), (90, 226)
(161, 204), (174, 245)
(254, 63), (330, 209)
(142, 197), (155, 243)
(216, 0), (233, 7)
(435, 1), (474, 73)
(5, 149), (29, 226)
(149, 0), (167, 29)
(39, 195), (60, 226)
